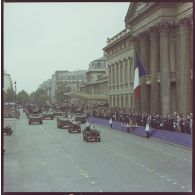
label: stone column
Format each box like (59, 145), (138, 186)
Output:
(119, 94), (121, 108)
(175, 25), (180, 113)
(127, 58), (130, 89)
(123, 60), (126, 85)
(118, 61), (121, 88)
(169, 27), (177, 112)
(179, 18), (192, 113)
(111, 64), (113, 86)
(109, 65), (111, 86)
(149, 27), (160, 113)
(132, 37), (140, 112)
(119, 61), (122, 85)
(159, 23), (171, 114)
(140, 32), (149, 113)
(114, 63), (117, 92)
(122, 94), (126, 108)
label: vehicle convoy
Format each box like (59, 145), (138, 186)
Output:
(57, 116), (69, 129)
(54, 110), (63, 117)
(28, 113), (43, 125)
(82, 125), (101, 142)
(42, 111), (54, 120)
(68, 120), (81, 133)
(72, 113), (86, 124)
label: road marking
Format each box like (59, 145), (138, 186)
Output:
(181, 186), (186, 189)
(99, 190), (103, 192)
(76, 164), (79, 168)
(173, 182), (178, 185)
(166, 178), (171, 182)
(41, 162), (45, 165)
(90, 181), (95, 185)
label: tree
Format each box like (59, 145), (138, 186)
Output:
(29, 88), (50, 105)
(17, 90), (29, 105)
(4, 87), (15, 102)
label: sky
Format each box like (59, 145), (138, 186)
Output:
(4, 2), (130, 94)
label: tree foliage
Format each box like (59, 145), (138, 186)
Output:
(29, 88), (50, 105)
(4, 87), (15, 102)
(17, 90), (29, 105)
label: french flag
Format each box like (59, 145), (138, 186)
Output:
(133, 50), (147, 98)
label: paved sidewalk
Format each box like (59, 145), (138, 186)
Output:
(86, 117), (192, 149)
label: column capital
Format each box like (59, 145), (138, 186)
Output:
(169, 25), (178, 38)
(158, 22), (170, 35)
(148, 26), (159, 38)
(178, 18), (190, 31)
(139, 32), (148, 43)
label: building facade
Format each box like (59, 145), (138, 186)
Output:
(4, 72), (13, 92)
(79, 56), (108, 105)
(104, 29), (134, 109)
(104, 2), (193, 114)
(39, 70), (86, 104)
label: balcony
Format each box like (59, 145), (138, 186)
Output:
(146, 74), (151, 84)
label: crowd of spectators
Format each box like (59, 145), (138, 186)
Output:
(83, 104), (192, 134)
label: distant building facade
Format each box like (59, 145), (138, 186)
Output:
(104, 2), (193, 114)
(78, 56), (108, 104)
(39, 70), (86, 104)
(4, 72), (13, 92)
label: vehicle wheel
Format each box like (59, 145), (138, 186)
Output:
(29, 122), (31, 125)
(98, 138), (101, 142)
(40, 121), (42, 124)
(51, 117), (54, 120)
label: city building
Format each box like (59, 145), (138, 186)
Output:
(4, 72), (13, 92)
(103, 2), (193, 114)
(65, 56), (109, 105)
(39, 70), (87, 105)
(103, 28), (134, 109)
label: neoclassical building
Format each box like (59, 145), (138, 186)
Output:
(79, 56), (108, 104)
(104, 2), (193, 114)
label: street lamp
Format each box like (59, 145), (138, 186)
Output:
(14, 81), (17, 112)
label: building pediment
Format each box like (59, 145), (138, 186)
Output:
(125, 2), (154, 26)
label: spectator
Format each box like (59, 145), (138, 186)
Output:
(109, 118), (112, 128)
(145, 122), (150, 138)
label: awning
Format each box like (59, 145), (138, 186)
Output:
(64, 92), (108, 100)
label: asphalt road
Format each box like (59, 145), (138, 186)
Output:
(3, 110), (192, 192)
